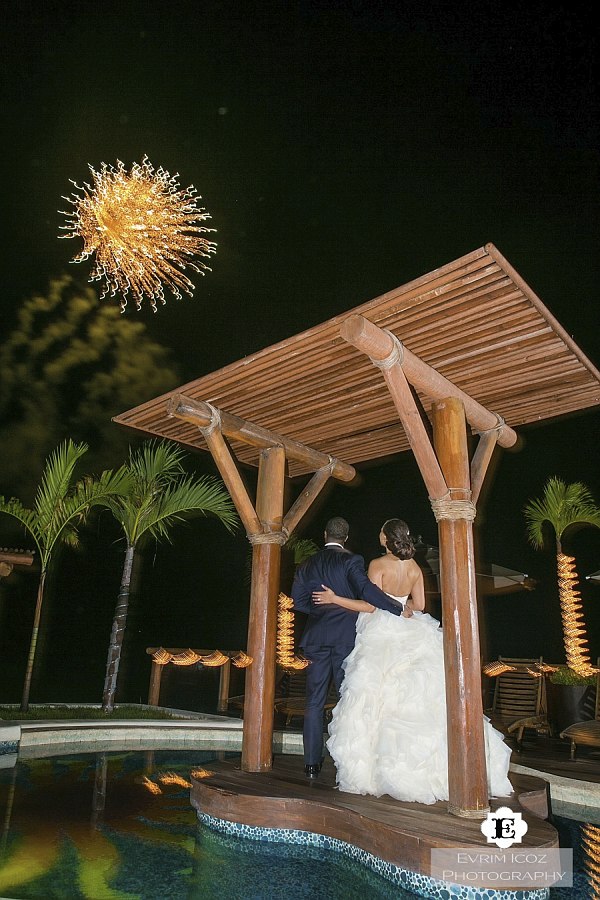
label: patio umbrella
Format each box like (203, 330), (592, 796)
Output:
(415, 542), (536, 597)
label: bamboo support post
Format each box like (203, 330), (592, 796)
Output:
(340, 316), (517, 449)
(217, 658), (232, 712)
(432, 397), (489, 818)
(242, 446), (286, 772)
(147, 660), (163, 707)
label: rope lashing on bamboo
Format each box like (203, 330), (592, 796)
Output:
(429, 490), (477, 522)
(369, 330), (404, 370)
(323, 454), (336, 475)
(247, 527), (288, 545)
(198, 400), (222, 437)
(473, 412), (506, 437)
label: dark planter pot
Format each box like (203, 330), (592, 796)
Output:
(547, 682), (594, 734)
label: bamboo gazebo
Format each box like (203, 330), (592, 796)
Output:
(114, 244), (600, 826)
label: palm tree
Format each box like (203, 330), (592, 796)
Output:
(524, 477), (600, 675)
(0, 440), (130, 711)
(288, 535), (320, 566)
(101, 441), (238, 712)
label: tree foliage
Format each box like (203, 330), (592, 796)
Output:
(101, 441), (238, 710)
(0, 439), (130, 709)
(524, 477), (600, 551)
(0, 276), (180, 502)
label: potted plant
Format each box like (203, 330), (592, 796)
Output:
(546, 666), (597, 733)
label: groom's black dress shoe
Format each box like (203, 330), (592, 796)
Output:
(304, 764), (321, 778)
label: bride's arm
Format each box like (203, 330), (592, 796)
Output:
(312, 585), (375, 613)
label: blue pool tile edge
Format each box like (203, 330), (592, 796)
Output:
(198, 811), (550, 900)
(0, 722), (20, 756)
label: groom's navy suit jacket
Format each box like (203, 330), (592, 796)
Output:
(291, 544), (403, 649)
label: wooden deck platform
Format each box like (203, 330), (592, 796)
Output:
(508, 734), (600, 784)
(191, 754), (558, 891)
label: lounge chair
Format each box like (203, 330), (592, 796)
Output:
(274, 670), (339, 726)
(486, 656), (552, 747)
(559, 661), (600, 760)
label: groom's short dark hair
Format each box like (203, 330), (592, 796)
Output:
(325, 517), (349, 543)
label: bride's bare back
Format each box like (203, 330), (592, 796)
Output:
(368, 555), (425, 610)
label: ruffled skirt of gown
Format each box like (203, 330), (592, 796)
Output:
(326, 605), (513, 804)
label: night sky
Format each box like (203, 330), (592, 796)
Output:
(1, 1), (598, 707)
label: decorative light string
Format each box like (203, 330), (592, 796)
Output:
(158, 772), (191, 788)
(525, 667), (544, 679)
(482, 661), (516, 677)
(277, 593), (309, 670)
(171, 649), (202, 666)
(230, 651), (253, 669)
(535, 661), (560, 675)
(151, 648), (253, 668)
(140, 776), (162, 795)
(191, 768), (215, 780)
(581, 824), (600, 897)
(557, 552), (595, 676)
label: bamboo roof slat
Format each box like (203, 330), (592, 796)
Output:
(114, 244), (600, 477)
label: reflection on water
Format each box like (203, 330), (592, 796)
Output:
(551, 814), (600, 899)
(0, 750), (408, 899)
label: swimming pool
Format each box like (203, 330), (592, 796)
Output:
(0, 749), (595, 899)
(0, 749), (410, 899)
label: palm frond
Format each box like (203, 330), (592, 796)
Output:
(525, 476), (600, 547)
(134, 475), (238, 543)
(34, 439), (88, 530)
(288, 536), (320, 565)
(128, 440), (185, 487)
(0, 496), (43, 558)
(61, 524), (80, 549)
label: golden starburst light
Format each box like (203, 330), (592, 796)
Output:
(59, 157), (216, 312)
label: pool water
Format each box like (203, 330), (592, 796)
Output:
(0, 750), (410, 899)
(0, 750), (596, 899)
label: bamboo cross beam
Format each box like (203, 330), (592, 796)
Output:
(167, 395), (356, 482)
(470, 431), (499, 505)
(198, 424), (262, 537)
(340, 316), (518, 449)
(283, 463), (335, 534)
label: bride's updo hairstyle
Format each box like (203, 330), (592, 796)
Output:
(382, 519), (415, 560)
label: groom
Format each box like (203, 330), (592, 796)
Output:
(290, 516), (404, 778)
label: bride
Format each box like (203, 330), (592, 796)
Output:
(312, 518), (513, 805)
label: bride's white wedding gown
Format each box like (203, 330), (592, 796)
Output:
(326, 599), (513, 804)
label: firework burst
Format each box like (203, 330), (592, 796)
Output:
(59, 157), (216, 311)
